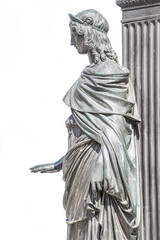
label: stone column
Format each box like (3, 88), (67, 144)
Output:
(116, 1), (160, 239)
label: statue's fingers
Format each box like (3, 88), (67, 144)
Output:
(30, 167), (36, 171)
(30, 165), (41, 172)
(40, 170), (47, 173)
(30, 165), (40, 169)
(30, 168), (38, 173)
(36, 168), (42, 172)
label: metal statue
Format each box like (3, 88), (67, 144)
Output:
(30, 9), (143, 240)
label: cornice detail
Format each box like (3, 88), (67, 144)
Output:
(116, 0), (160, 8)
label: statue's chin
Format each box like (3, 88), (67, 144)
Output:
(77, 49), (87, 55)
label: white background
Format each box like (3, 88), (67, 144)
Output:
(0, 1), (122, 239)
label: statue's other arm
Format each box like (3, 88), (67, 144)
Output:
(30, 156), (64, 173)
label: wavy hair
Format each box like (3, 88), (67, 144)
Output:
(69, 10), (118, 64)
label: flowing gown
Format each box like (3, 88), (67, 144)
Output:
(62, 60), (143, 240)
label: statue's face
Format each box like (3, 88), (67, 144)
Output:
(70, 33), (88, 54)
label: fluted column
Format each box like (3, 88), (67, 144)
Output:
(116, 1), (160, 239)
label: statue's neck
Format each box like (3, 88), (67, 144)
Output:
(88, 50), (95, 66)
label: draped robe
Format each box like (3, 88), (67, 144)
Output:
(62, 60), (143, 240)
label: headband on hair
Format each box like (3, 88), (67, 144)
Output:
(69, 13), (107, 33)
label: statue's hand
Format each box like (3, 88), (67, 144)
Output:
(30, 157), (64, 173)
(90, 153), (107, 199)
(30, 163), (60, 173)
(30, 163), (56, 173)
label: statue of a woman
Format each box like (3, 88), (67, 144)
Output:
(30, 9), (143, 240)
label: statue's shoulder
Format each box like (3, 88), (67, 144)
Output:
(83, 60), (130, 76)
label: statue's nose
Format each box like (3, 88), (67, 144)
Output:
(70, 35), (76, 46)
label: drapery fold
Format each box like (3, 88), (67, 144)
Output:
(63, 60), (142, 239)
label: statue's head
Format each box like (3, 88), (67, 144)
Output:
(69, 9), (118, 64)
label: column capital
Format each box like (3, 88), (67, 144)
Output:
(116, 0), (160, 9)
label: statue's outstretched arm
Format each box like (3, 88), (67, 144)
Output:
(30, 156), (64, 173)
